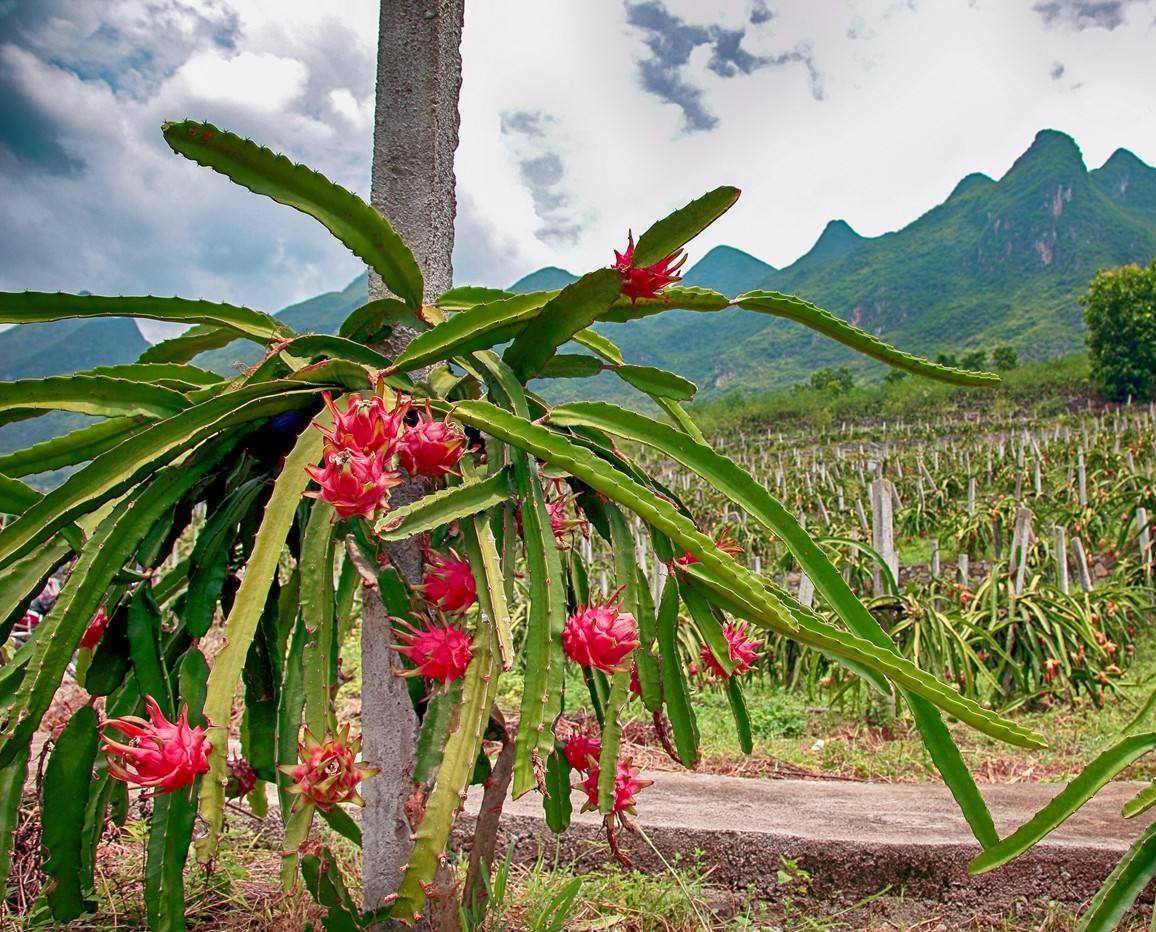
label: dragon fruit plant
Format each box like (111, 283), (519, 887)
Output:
(0, 119), (1042, 929)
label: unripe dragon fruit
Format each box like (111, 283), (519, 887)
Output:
(399, 403), (465, 477)
(80, 607), (109, 649)
(305, 449), (401, 519)
(421, 549), (477, 614)
(580, 757), (651, 815)
(316, 391), (405, 456)
(699, 622), (762, 680)
(393, 618), (473, 686)
(562, 599), (639, 674)
(612, 231), (687, 303)
(563, 729), (602, 773)
(101, 696), (211, 794)
(280, 724), (378, 812)
(225, 756), (257, 799)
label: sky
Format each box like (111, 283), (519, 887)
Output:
(2, 0), (1155, 338)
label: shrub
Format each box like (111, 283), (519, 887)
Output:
(991, 345), (1018, 371)
(1082, 261), (1156, 401)
(809, 366), (854, 393)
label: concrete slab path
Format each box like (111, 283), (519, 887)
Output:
(465, 771), (1156, 907)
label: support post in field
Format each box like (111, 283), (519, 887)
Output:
(797, 572), (815, 609)
(1054, 525), (1070, 595)
(362, 0), (465, 916)
(1137, 507), (1152, 582)
(870, 478), (899, 595)
(1010, 507), (1033, 595)
(1072, 535), (1094, 593)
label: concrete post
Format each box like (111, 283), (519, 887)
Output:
(1072, 536), (1094, 593)
(362, 0), (465, 916)
(1054, 525), (1069, 595)
(870, 478), (898, 595)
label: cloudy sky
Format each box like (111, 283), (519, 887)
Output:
(2, 0), (1155, 326)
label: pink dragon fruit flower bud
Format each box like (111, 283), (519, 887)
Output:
(305, 449), (402, 519)
(562, 597), (640, 674)
(545, 493), (589, 547)
(101, 696), (211, 794)
(674, 526), (744, 570)
(699, 622), (762, 680)
(393, 618), (473, 686)
(421, 549), (477, 614)
(629, 663), (642, 699)
(316, 391), (406, 456)
(225, 755), (257, 799)
(611, 231), (687, 304)
(580, 757), (652, 815)
(279, 724), (378, 812)
(399, 402), (466, 478)
(80, 607), (109, 649)
(563, 729), (602, 773)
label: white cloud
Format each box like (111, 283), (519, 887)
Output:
(328, 87), (373, 129)
(176, 49), (307, 110)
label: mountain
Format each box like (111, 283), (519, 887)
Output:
(588, 129), (1156, 395)
(788, 219), (865, 271)
(0, 316), (148, 381)
(1091, 148), (1156, 224)
(509, 266), (578, 293)
(195, 272), (370, 374)
(680, 245), (775, 294)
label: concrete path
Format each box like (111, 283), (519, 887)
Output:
(465, 772), (1156, 906)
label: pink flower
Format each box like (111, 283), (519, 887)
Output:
(393, 618), (473, 686)
(316, 391), (405, 456)
(562, 599), (640, 674)
(305, 449), (401, 519)
(80, 607), (109, 649)
(699, 622), (762, 680)
(580, 757), (651, 815)
(101, 696), (211, 794)
(612, 232), (686, 303)
(399, 403), (465, 478)
(279, 724), (378, 812)
(421, 550), (477, 614)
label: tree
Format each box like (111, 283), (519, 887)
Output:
(1082, 261), (1156, 401)
(810, 366), (854, 393)
(960, 350), (987, 372)
(991, 345), (1018, 371)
